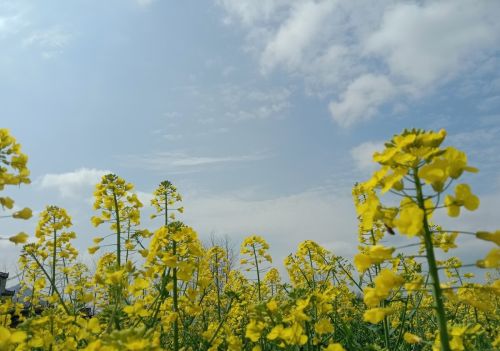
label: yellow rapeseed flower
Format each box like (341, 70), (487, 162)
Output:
(314, 318), (334, 334)
(323, 343), (346, 351)
(403, 332), (422, 344)
(245, 320), (265, 342)
(8, 232), (29, 244)
(476, 231), (500, 246)
(393, 199), (423, 236)
(363, 307), (393, 324)
(12, 207), (32, 219)
(88, 246), (100, 254)
(445, 184), (479, 217)
(477, 248), (500, 268)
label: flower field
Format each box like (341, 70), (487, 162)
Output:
(0, 127), (499, 350)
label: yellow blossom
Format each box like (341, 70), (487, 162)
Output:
(418, 158), (449, 191)
(267, 324), (283, 341)
(0, 196), (14, 209)
(368, 244), (395, 262)
(476, 231), (500, 246)
(105, 269), (126, 285)
(246, 320), (265, 342)
(8, 232), (29, 244)
(314, 318), (334, 334)
(266, 299), (278, 312)
(445, 147), (478, 179)
(354, 253), (372, 273)
(12, 207), (32, 219)
(93, 237), (104, 244)
(374, 269), (405, 295)
(363, 307), (393, 324)
(476, 248), (500, 268)
(445, 184), (479, 217)
(88, 246), (100, 254)
(404, 332), (422, 344)
(393, 199), (423, 236)
(323, 343), (346, 351)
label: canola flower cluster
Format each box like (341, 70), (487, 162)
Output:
(0, 128), (499, 351)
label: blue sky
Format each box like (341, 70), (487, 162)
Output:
(1, 0), (500, 275)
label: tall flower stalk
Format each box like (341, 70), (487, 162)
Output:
(353, 129), (484, 351)
(150, 180), (184, 351)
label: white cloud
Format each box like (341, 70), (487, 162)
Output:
(0, 2), (29, 38)
(39, 168), (111, 198)
(365, 1), (500, 88)
(329, 74), (396, 127)
(260, 0), (336, 72)
(136, 191), (153, 208)
(350, 140), (384, 171)
(0, 14), (25, 37)
(218, 0), (500, 127)
(183, 188), (358, 262)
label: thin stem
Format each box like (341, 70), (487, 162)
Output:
(112, 190), (121, 269)
(51, 219), (57, 297)
(29, 253), (70, 315)
(214, 253), (222, 322)
(252, 244), (262, 301)
(172, 239), (179, 351)
(414, 168), (451, 351)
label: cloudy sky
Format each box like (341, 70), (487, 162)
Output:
(1, 0), (500, 276)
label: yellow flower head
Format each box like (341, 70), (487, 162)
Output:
(393, 199), (423, 236)
(363, 307), (393, 324)
(9, 232), (29, 244)
(404, 332), (422, 344)
(12, 207), (32, 220)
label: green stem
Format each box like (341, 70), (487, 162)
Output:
(52, 224), (57, 296)
(207, 297), (235, 346)
(252, 244), (262, 301)
(382, 300), (391, 350)
(214, 253), (222, 322)
(125, 218), (131, 263)
(112, 190), (121, 269)
(172, 239), (179, 351)
(165, 193), (179, 351)
(29, 253), (70, 315)
(413, 168), (451, 351)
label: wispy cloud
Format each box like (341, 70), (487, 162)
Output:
(157, 128), (229, 142)
(162, 134), (183, 141)
(23, 26), (72, 58)
(219, 85), (292, 121)
(171, 154), (265, 167)
(174, 83), (292, 121)
(118, 151), (272, 172)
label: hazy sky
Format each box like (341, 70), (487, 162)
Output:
(2, 0), (500, 277)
